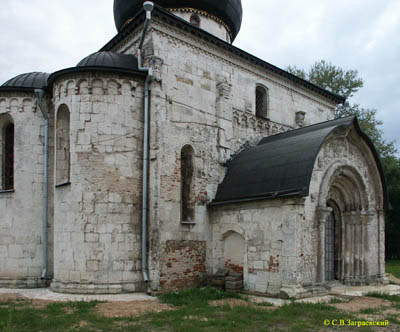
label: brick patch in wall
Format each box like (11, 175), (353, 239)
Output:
(160, 240), (206, 291)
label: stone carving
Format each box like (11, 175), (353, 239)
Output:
(217, 79), (232, 100)
(295, 111), (306, 127)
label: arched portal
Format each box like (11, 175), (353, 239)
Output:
(317, 165), (372, 285)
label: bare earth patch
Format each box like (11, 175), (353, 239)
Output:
(0, 293), (26, 302)
(330, 296), (390, 313)
(96, 300), (173, 318)
(0, 293), (55, 309)
(387, 273), (400, 285)
(210, 298), (276, 310)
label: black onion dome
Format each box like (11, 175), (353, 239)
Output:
(0, 72), (50, 92)
(114, 0), (243, 40)
(77, 51), (139, 69)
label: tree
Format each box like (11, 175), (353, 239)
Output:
(287, 60), (400, 259)
(336, 103), (397, 159)
(287, 60), (363, 99)
(287, 60), (396, 159)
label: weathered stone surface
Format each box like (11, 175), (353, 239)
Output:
(0, 4), (385, 298)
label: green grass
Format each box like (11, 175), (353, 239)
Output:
(1, 287), (397, 332)
(358, 307), (383, 315)
(0, 301), (118, 332)
(386, 260), (400, 278)
(365, 292), (400, 303)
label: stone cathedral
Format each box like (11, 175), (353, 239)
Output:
(0, 0), (388, 298)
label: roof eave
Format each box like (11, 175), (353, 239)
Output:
(100, 6), (345, 104)
(0, 86), (48, 93)
(208, 189), (304, 207)
(47, 66), (146, 87)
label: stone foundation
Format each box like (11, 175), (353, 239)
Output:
(50, 280), (146, 294)
(0, 278), (47, 289)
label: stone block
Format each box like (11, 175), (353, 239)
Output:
(215, 268), (229, 277)
(253, 261), (264, 270)
(113, 260), (124, 271)
(225, 280), (243, 290)
(86, 260), (99, 272)
(210, 278), (225, 287)
(8, 245), (24, 258)
(0, 246), (8, 258)
(85, 233), (99, 243)
(70, 271), (81, 282)
(255, 282), (268, 293)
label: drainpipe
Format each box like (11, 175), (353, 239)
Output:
(138, 1), (154, 283)
(35, 89), (49, 281)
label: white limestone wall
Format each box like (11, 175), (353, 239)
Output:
(0, 93), (54, 288)
(169, 10), (232, 43)
(108, 20), (340, 292)
(210, 199), (306, 295)
(144, 23), (337, 290)
(150, 20), (336, 130)
(51, 72), (145, 294)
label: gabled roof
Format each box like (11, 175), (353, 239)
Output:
(210, 116), (389, 209)
(100, 5), (345, 104)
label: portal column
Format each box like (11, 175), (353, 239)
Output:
(316, 207), (332, 283)
(377, 209), (388, 284)
(343, 212), (352, 284)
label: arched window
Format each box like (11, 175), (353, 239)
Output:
(181, 145), (195, 222)
(56, 105), (70, 185)
(190, 13), (201, 28)
(1, 115), (14, 190)
(255, 85), (269, 119)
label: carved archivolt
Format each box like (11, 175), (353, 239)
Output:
(315, 130), (384, 212)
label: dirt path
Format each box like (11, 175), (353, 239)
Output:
(96, 300), (173, 318)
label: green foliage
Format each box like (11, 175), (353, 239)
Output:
(287, 60), (364, 98)
(384, 158), (400, 259)
(287, 60), (395, 159)
(386, 260), (400, 278)
(159, 286), (242, 307)
(336, 103), (397, 159)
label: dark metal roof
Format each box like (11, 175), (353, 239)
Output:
(114, 0), (242, 40)
(48, 52), (144, 86)
(101, 6), (345, 104)
(0, 72), (50, 92)
(210, 116), (389, 209)
(76, 51), (139, 69)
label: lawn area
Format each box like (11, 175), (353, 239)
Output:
(386, 260), (400, 278)
(1, 287), (399, 332)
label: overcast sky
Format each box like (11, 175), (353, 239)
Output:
(1, 0), (399, 152)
